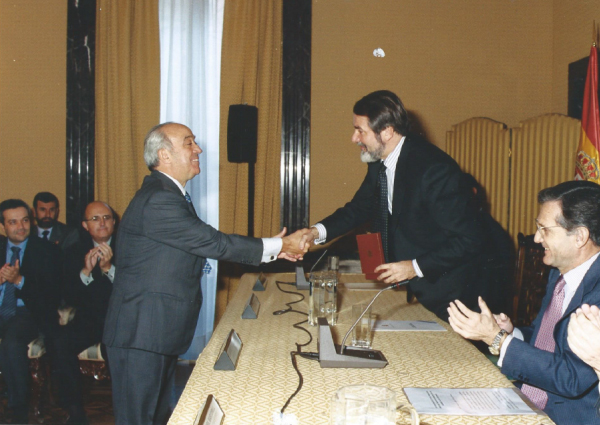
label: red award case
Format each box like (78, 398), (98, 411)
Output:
(356, 233), (385, 280)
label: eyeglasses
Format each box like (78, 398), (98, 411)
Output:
(535, 221), (562, 235)
(84, 215), (113, 222)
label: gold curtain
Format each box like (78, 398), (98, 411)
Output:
(217, 0), (283, 319)
(95, 0), (160, 216)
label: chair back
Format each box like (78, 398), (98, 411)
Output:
(511, 233), (552, 327)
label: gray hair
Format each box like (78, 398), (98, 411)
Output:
(143, 122), (175, 170)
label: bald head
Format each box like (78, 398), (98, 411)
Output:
(145, 122), (202, 186)
(82, 201), (115, 243)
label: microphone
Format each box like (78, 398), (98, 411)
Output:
(295, 249), (328, 290)
(339, 279), (411, 354)
(317, 278), (414, 368)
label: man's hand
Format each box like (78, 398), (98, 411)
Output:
(275, 228), (311, 262)
(568, 304), (600, 374)
(373, 260), (416, 283)
(299, 227), (319, 251)
(448, 297), (501, 345)
(96, 243), (114, 272)
(493, 312), (514, 334)
(0, 260), (22, 285)
(83, 247), (100, 276)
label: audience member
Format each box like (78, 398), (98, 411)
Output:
(448, 181), (600, 424)
(103, 122), (309, 425)
(299, 90), (489, 320)
(32, 192), (79, 250)
(0, 199), (61, 424)
(48, 201), (117, 424)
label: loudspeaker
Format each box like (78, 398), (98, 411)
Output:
(227, 104), (258, 163)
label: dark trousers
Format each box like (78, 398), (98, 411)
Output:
(46, 316), (103, 409)
(0, 308), (39, 413)
(106, 345), (177, 425)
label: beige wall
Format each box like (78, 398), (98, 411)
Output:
(1, 1), (599, 233)
(0, 0), (67, 228)
(551, 0), (600, 114)
(311, 0), (558, 222)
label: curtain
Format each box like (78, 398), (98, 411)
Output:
(159, 0), (225, 358)
(95, 0), (160, 216)
(217, 0), (283, 321)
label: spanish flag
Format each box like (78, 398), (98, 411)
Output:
(575, 45), (600, 182)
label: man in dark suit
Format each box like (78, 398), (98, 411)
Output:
(449, 181), (600, 424)
(301, 90), (487, 320)
(0, 199), (61, 424)
(48, 201), (117, 424)
(31, 192), (79, 251)
(103, 122), (309, 425)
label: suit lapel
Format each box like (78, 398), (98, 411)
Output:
(562, 255), (600, 319)
(152, 171), (198, 217)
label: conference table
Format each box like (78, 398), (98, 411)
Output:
(169, 273), (555, 425)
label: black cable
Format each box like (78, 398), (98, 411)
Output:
(272, 280), (318, 415)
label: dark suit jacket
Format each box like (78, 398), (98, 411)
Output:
(63, 233), (116, 337)
(32, 221), (79, 251)
(320, 133), (486, 317)
(103, 171), (263, 355)
(502, 256), (600, 425)
(0, 235), (62, 336)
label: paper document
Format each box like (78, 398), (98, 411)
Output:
(403, 388), (537, 416)
(373, 320), (446, 331)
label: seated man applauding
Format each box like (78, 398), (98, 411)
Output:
(48, 201), (116, 424)
(448, 181), (600, 425)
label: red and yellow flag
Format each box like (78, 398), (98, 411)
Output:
(575, 45), (600, 182)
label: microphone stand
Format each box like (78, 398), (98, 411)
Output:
(317, 279), (412, 368)
(339, 279), (410, 355)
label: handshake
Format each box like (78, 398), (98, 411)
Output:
(275, 227), (320, 262)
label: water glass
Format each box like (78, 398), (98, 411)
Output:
(308, 270), (338, 326)
(351, 304), (373, 348)
(331, 384), (396, 425)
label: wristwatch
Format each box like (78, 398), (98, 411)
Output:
(488, 329), (508, 355)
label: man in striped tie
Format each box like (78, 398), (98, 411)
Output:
(448, 181), (600, 425)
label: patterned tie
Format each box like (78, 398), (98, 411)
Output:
(42, 230), (50, 240)
(372, 162), (389, 262)
(184, 192), (192, 203)
(520, 275), (567, 409)
(0, 247), (21, 321)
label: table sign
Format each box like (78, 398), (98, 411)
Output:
(213, 329), (243, 371)
(193, 395), (224, 425)
(253, 273), (267, 291)
(242, 293), (260, 319)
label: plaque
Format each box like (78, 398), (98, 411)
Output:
(253, 273), (267, 291)
(193, 394), (224, 425)
(242, 293), (260, 319)
(214, 330), (243, 371)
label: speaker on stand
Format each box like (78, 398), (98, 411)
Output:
(227, 104), (258, 237)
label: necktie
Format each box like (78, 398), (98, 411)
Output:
(42, 230), (50, 240)
(521, 275), (567, 409)
(184, 192), (192, 203)
(372, 162), (389, 262)
(0, 247), (21, 321)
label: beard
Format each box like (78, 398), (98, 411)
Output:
(358, 140), (385, 163)
(36, 217), (56, 229)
